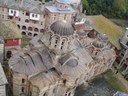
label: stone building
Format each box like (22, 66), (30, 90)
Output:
(8, 18), (117, 96)
(0, 0), (46, 37)
(45, 0), (77, 28)
(0, 0), (82, 38)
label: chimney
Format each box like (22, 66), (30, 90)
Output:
(19, 0), (23, 8)
(39, 2), (45, 12)
(4, 0), (8, 5)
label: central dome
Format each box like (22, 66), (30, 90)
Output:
(50, 20), (74, 36)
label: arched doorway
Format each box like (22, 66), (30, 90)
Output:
(6, 51), (12, 59)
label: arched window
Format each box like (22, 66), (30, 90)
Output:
(40, 29), (45, 33)
(61, 39), (65, 49)
(28, 27), (32, 31)
(55, 37), (59, 48)
(21, 87), (24, 92)
(22, 31), (26, 35)
(22, 79), (25, 83)
(34, 28), (39, 32)
(25, 19), (29, 23)
(22, 26), (26, 30)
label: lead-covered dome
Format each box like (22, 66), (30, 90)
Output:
(50, 20), (74, 36)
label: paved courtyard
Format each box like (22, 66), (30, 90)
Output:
(75, 76), (116, 96)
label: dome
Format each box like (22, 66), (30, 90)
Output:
(92, 40), (104, 48)
(98, 33), (108, 41)
(76, 30), (87, 36)
(50, 20), (74, 36)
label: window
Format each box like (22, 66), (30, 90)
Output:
(22, 26), (26, 30)
(21, 87), (24, 92)
(54, 15), (56, 20)
(17, 25), (20, 29)
(63, 79), (67, 85)
(64, 14), (66, 20)
(11, 10), (13, 14)
(25, 19), (29, 23)
(32, 14), (34, 17)
(22, 79), (25, 83)
(14, 11), (16, 16)
(34, 28), (39, 32)
(61, 39), (65, 49)
(41, 22), (43, 25)
(35, 14), (38, 18)
(28, 27), (32, 31)
(26, 12), (29, 16)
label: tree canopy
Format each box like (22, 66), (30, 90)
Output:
(81, 0), (128, 19)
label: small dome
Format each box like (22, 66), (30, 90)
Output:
(92, 40), (104, 48)
(98, 33), (108, 41)
(76, 30), (87, 36)
(50, 20), (74, 36)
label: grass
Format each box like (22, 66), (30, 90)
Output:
(21, 35), (31, 48)
(104, 70), (127, 92)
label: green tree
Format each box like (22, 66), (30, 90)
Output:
(81, 0), (89, 13)
(113, 0), (127, 18)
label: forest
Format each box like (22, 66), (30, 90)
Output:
(82, 0), (128, 19)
